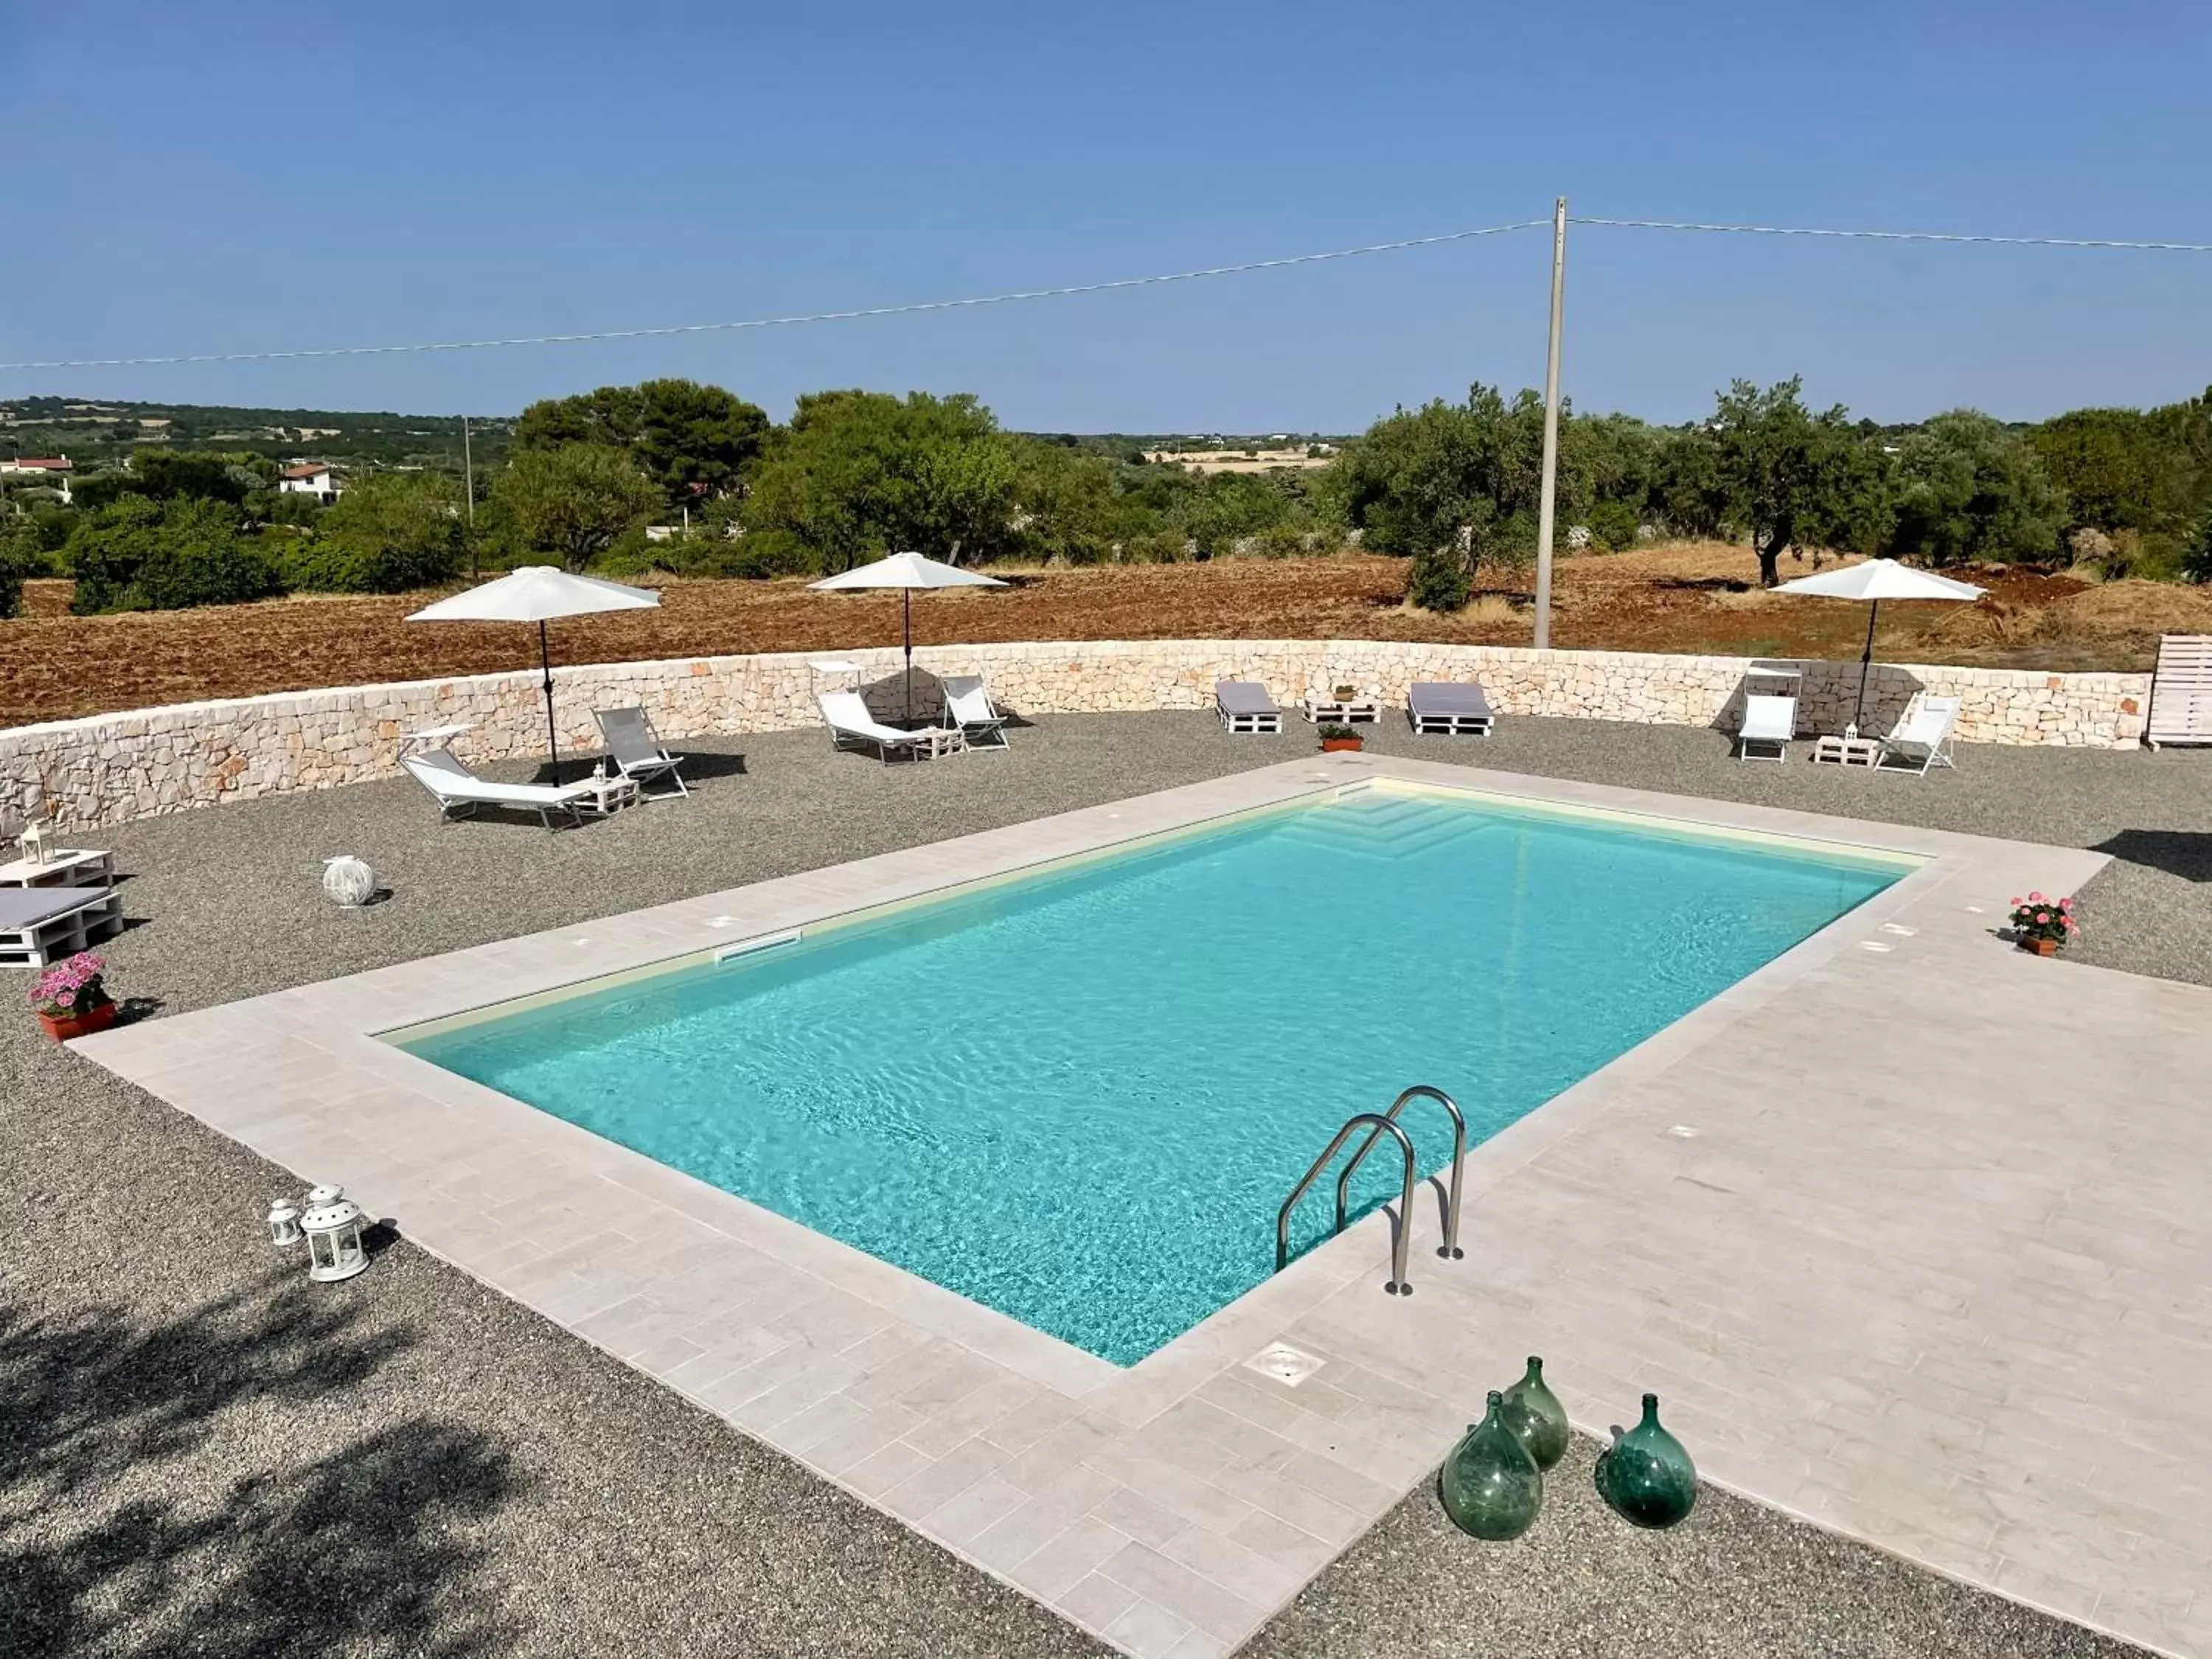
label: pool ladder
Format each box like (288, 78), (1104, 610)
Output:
(1274, 1085), (1467, 1296)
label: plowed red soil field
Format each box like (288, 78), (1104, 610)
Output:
(6, 544), (2206, 726)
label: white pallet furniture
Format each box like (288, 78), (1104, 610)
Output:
(1303, 695), (1381, 725)
(0, 847), (116, 891)
(576, 773), (642, 818)
(2147, 634), (2212, 748)
(0, 886), (122, 967)
(1811, 734), (1882, 768)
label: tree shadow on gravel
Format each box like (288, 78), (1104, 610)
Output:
(0, 1275), (521, 1659)
(2093, 829), (2212, 882)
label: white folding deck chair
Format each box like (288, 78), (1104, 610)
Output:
(818, 692), (964, 763)
(1734, 693), (1797, 762)
(1215, 681), (1282, 734)
(939, 675), (1011, 752)
(1876, 692), (1961, 776)
(594, 706), (689, 799)
(400, 749), (597, 830)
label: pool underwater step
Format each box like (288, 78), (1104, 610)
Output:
(1273, 797), (1496, 860)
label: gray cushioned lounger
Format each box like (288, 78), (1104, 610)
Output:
(1408, 681), (1495, 735)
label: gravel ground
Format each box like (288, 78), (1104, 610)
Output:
(6, 711), (2197, 1659)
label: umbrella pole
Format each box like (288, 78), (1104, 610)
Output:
(1853, 600), (1879, 728)
(903, 588), (914, 726)
(540, 619), (561, 782)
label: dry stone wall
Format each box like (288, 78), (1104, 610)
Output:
(0, 639), (2150, 829)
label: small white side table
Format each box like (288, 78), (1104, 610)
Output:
(577, 775), (641, 817)
(1812, 735), (1882, 768)
(1304, 696), (1382, 725)
(0, 848), (116, 890)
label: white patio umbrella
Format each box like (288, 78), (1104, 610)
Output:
(1772, 557), (1985, 728)
(406, 566), (660, 779)
(808, 551), (1007, 723)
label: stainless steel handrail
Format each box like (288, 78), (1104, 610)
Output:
(1276, 1113), (1418, 1295)
(1335, 1085), (1467, 1261)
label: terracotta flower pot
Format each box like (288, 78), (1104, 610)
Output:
(1321, 737), (1364, 754)
(38, 1000), (117, 1042)
(2017, 936), (2060, 958)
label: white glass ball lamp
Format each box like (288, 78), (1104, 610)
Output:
(322, 855), (376, 907)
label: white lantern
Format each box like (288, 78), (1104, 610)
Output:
(322, 855), (377, 907)
(267, 1197), (302, 1248)
(301, 1193), (369, 1281)
(20, 818), (51, 867)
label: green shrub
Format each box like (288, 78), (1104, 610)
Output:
(0, 519), (38, 619)
(1245, 523), (1308, 559)
(67, 497), (284, 613)
(2185, 511), (2212, 585)
(1119, 529), (1189, 563)
(1585, 499), (1641, 552)
(287, 473), (466, 592)
(1406, 543), (1472, 612)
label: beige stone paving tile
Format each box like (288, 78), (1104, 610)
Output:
(838, 1436), (936, 1500)
(626, 1331), (707, 1376)
(844, 1338), (987, 1413)
(1095, 1540), (1271, 1644)
(922, 1474), (1033, 1548)
(1082, 1445), (1265, 1539)
(981, 1391), (1085, 1455)
(1102, 1596), (1199, 1659)
(792, 1399), (917, 1478)
(1156, 1520), (1310, 1608)
(878, 1434), (1013, 1524)
(1054, 1573), (1140, 1637)
(995, 1411), (1125, 1496)
(1004, 1514), (1134, 1602)
(1088, 1483), (1191, 1551)
(1199, 1462), (1365, 1545)
(1158, 1627), (1231, 1659)
(1223, 1506), (1338, 1577)
(902, 1375), (1047, 1461)
(961, 1464), (1123, 1576)
(768, 1391), (877, 1459)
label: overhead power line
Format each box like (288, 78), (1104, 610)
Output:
(1570, 215), (2212, 254)
(4, 212), (2204, 374)
(0, 219), (1552, 372)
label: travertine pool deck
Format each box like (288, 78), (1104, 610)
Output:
(77, 754), (2211, 1659)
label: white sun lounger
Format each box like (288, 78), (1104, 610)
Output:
(940, 675), (1011, 752)
(0, 885), (123, 967)
(1735, 693), (1797, 762)
(1216, 681), (1282, 734)
(1876, 692), (1961, 776)
(595, 706), (689, 799)
(1407, 682), (1495, 736)
(818, 692), (964, 762)
(401, 749), (598, 830)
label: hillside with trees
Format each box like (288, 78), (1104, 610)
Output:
(4, 375), (2209, 625)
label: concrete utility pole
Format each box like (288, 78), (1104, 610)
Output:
(462, 415), (477, 578)
(1532, 196), (1568, 650)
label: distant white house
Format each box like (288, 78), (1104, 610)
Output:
(0, 454), (73, 503)
(278, 462), (341, 502)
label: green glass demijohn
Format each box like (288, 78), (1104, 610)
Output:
(1497, 1355), (1570, 1472)
(1593, 1394), (1698, 1529)
(1439, 1391), (1543, 1541)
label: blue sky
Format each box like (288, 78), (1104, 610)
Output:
(4, 1), (2207, 430)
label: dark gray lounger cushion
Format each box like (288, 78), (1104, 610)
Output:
(1216, 681), (1279, 714)
(0, 886), (108, 928)
(1408, 682), (1493, 717)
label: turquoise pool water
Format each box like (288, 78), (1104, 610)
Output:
(397, 787), (1902, 1364)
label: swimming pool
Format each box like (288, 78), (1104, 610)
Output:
(394, 785), (1906, 1365)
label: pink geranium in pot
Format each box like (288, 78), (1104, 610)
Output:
(29, 952), (116, 1040)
